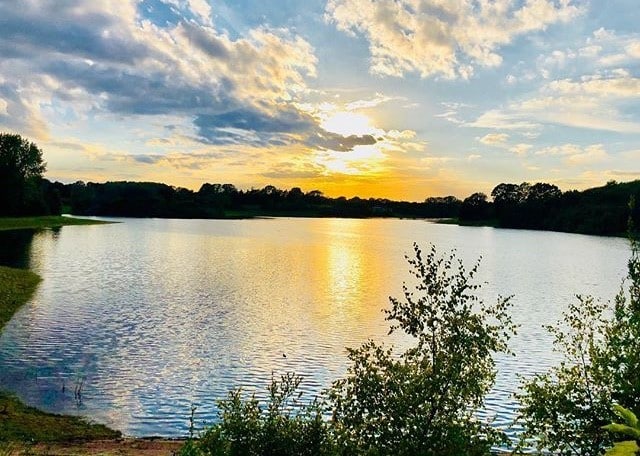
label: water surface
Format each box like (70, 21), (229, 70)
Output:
(0, 218), (629, 437)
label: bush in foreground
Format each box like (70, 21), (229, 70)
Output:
(181, 373), (333, 456)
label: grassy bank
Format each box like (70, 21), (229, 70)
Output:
(0, 215), (112, 231)
(0, 265), (121, 444)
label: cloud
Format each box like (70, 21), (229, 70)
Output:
(345, 93), (399, 110)
(468, 71), (640, 133)
(547, 74), (640, 98)
(0, 0), (319, 146)
(308, 132), (378, 152)
(479, 133), (509, 145)
(467, 109), (541, 131)
(434, 102), (473, 124)
(325, 0), (581, 79)
(510, 143), (533, 156)
(535, 143), (609, 166)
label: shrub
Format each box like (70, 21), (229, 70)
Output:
(181, 373), (334, 456)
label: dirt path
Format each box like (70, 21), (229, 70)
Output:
(5, 438), (184, 455)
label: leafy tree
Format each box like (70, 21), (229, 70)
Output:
(518, 233), (640, 454)
(460, 192), (491, 221)
(329, 244), (516, 455)
(0, 133), (47, 215)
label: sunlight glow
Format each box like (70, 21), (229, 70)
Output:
(320, 111), (376, 136)
(317, 145), (385, 175)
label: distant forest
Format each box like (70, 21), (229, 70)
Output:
(32, 179), (639, 236)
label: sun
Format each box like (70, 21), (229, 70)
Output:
(320, 111), (376, 136)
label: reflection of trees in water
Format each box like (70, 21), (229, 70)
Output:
(0, 229), (36, 268)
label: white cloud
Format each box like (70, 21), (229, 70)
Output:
(510, 143), (533, 156)
(345, 93), (399, 110)
(535, 143), (609, 166)
(325, 0), (581, 79)
(479, 132), (509, 145)
(627, 42), (640, 58)
(467, 109), (541, 130)
(548, 74), (640, 97)
(469, 72), (640, 134)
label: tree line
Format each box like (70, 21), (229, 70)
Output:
(59, 180), (462, 219)
(2, 132), (639, 236)
(460, 181), (640, 236)
(52, 179), (640, 236)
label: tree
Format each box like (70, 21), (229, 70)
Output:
(460, 192), (491, 221)
(0, 133), (47, 216)
(329, 244), (516, 455)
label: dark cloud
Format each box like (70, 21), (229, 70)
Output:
(131, 154), (162, 164)
(194, 109), (379, 152)
(179, 21), (231, 59)
(195, 107), (315, 135)
(0, 3), (145, 64)
(308, 131), (377, 151)
(43, 60), (237, 115)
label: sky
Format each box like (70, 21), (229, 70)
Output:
(0, 0), (639, 201)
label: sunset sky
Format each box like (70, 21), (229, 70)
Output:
(1, 0), (639, 200)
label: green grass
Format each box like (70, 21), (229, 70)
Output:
(0, 391), (119, 442)
(0, 265), (121, 443)
(0, 266), (40, 329)
(0, 216), (113, 231)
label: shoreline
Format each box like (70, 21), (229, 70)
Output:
(0, 217), (182, 454)
(0, 215), (115, 231)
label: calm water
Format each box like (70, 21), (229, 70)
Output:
(0, 218), (630, 437)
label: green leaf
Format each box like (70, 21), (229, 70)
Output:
(605, 440), (640, 456)
(613, 404), (639, 428)
(602, 424), (640, 440)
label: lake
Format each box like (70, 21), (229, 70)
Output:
(0, 217), (630, 438)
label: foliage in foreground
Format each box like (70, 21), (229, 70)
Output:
(183, 244), (516, 456)
(180, 373), (333, 456)
(602, 405), (640, 456)
(518, 234), (640, 455)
